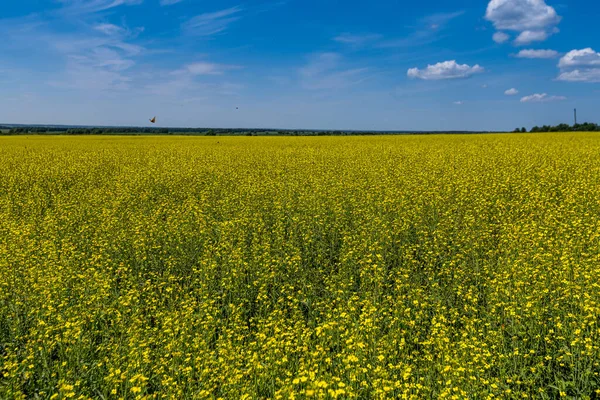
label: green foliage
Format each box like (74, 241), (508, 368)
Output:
(530, 122), (600, 133)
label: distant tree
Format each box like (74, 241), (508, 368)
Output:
(521, 127), (527, 133)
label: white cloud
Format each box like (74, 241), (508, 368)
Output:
(556, 48), (600, 83)
(485, 0), (560, 31)
(514, 30), (548, 45)
(453, 101), (464, 105)
(493, 32), (510, 44)
(520, 93), (566, 103)
(558, 48), (600, 68)
(516, 49), (559, 59)
(160, 0), (184, 5)
(505, 88), (519, 95)
(182, 6), (242, 36)
(485, 0), (561, 45)
(557, 69), (600, 83)
(407, 60), (484, 80)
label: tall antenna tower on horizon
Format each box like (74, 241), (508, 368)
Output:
(574, 108), (577, 125)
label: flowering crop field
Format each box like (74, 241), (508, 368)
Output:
(1, 134), (600, 399)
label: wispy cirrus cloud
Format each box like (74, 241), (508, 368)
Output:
(0, 14), (146, 91)
(57, 0), (143, 14)
(172, 62), (242, 76)
(0, 1), (249, 101)
(146, 64), (245, 99)
(182, 6), (242, 36)
(299, 52), (371, 90)
(421, 11), (466, 30)
(94, 23), (126, 35)
(333, 33), (382, 47)
(379, 10), (464, 48)
(520, 93), (566, 103)
(147, 78), (244, 98)
(160, 0), (184, 5)
(335, 10), (464, 50)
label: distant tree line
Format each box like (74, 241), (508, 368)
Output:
(0, 127), (411, 136)
(2, 123), (599, 136)
(4, 127), (173, 135)
(5, 127), (68, 134)
(514, 122), (600, 133)
(63, 128), (171, 135)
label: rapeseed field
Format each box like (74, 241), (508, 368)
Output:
(1, 133), (600, 399)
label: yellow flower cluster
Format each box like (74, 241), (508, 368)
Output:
(1, 133), (600, 399)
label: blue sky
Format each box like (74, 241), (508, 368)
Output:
(1, 0), (599, 131)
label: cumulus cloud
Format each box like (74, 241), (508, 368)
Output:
(505, 88), (519, 95)
(520, 93), (566, 103)
(516, 49), (559, 59)
(558, 48), (600, 68)
(493, 32), (510, 43)
(556, 48), (600, 83)
(485, 0), (561, 45)
(557, 69), (600, 83)
(485, 0), (560, 31)
(407, 60), (484, 80)
(514, 30), (549, 45)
